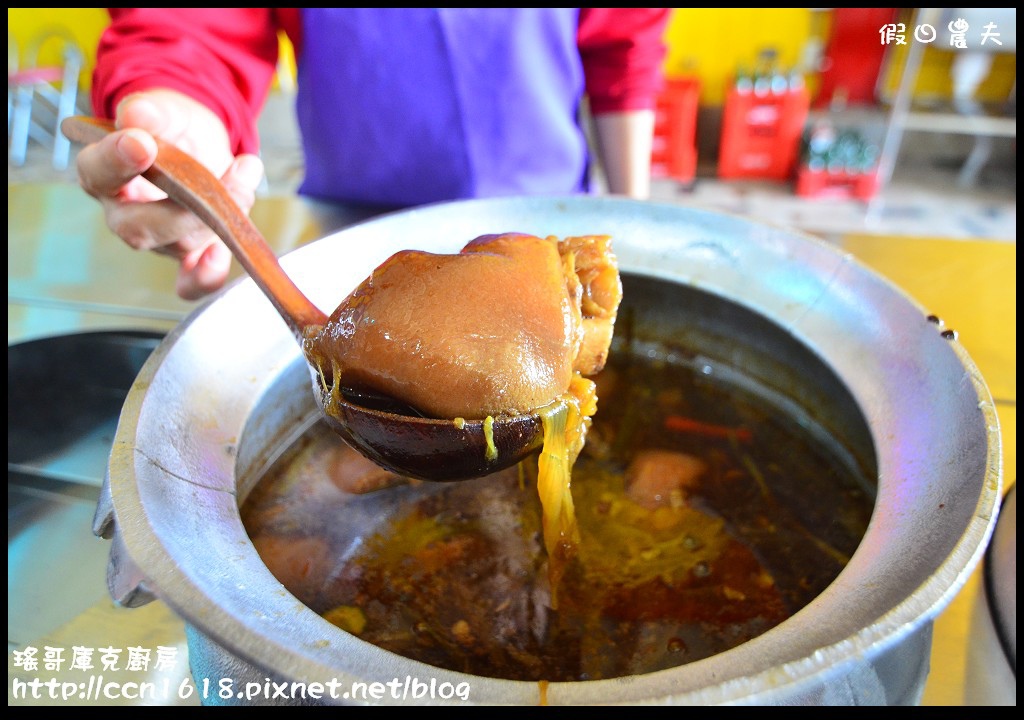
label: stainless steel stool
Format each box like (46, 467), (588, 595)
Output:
(8, 28), (84, 171)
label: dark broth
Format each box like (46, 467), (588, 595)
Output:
(241, 344), (875, 682)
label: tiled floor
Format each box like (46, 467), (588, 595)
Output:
(8, 92), (1017, 243)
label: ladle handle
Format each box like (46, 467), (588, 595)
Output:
(61, 115), (328, 338)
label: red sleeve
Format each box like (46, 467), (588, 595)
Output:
(577, 8), (671, 115)
(91, 8), (285, 154)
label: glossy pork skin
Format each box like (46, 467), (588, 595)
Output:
(302, 232), (619, 420)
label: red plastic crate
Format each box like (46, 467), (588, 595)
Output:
(718, 84), (809, 181)
(795, 166), (879, 200)
(651, 77), (700, 184)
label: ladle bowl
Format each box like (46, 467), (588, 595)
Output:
(61, 115), (545, 482)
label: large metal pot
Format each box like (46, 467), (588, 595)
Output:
(94, 196), (1002, 705)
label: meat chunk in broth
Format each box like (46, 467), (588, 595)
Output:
(301, 232), (621, 420)
(625, 450), (709, 510)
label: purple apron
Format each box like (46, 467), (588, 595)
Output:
(295, 8), (589, 207)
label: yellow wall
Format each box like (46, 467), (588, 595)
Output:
(663, 8), (817, 106)
(8, 7), (108, 86)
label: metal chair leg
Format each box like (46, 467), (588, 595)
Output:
(52, 60), (80, 170)
(9, 82), (34, 167)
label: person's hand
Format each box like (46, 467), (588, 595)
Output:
(74, 88), (266, 300)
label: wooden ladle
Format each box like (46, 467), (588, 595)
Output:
(61, 116), (544, 482)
